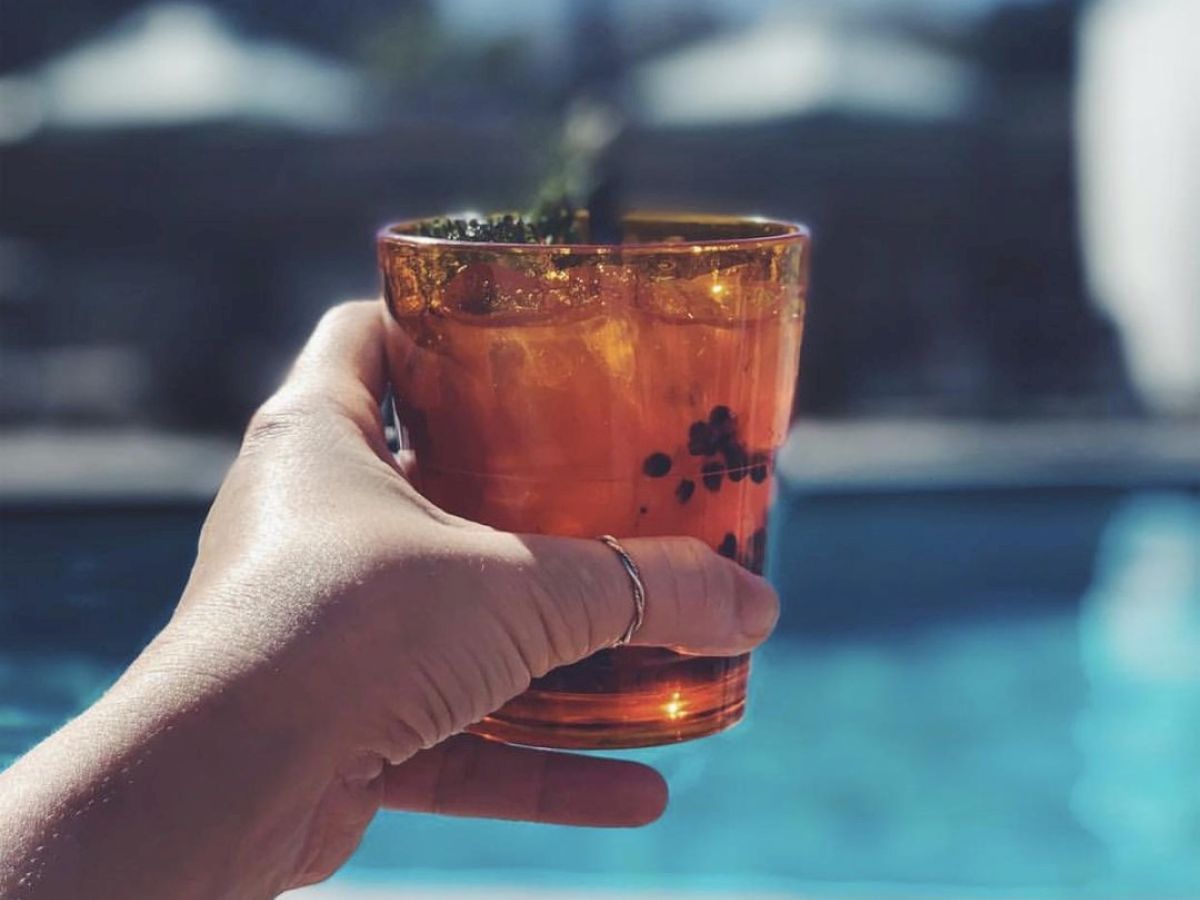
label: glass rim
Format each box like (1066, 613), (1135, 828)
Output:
(377, 210), (810, 255)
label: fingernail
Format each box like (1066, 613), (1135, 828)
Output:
(738, 573), (780, 641)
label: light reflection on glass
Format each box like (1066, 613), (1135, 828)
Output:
(663, 690), (687, 721)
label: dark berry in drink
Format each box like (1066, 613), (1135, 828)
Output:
(642, 452), (672, 478)
(701, 462), (723, 491)
(717, 533), (738, 559)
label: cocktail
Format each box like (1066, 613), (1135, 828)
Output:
(378, 211), (808, 749)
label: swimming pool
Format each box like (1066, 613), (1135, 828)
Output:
(3, 474), (1198, 898)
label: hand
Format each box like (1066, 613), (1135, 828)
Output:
(0, 301), (779, 900)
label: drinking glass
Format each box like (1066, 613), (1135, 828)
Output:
(378, 212), (808, 748)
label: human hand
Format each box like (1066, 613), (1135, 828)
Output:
(0, 301), (779, 899)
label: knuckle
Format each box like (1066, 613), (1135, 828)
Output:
(241, 394), (341, 455)
(243, 398), (309, 449)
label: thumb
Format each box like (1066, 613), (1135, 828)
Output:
(512, 533), (780, 665)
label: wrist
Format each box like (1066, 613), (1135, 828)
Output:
(1, 623), (341, 899)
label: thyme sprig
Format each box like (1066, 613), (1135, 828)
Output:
(416, 202), (581, 245)
(417, 101), (624, 245)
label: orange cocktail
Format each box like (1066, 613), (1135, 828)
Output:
(378, 212), (808, 749)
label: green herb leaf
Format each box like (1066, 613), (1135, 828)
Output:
(418, 204), (582, 245)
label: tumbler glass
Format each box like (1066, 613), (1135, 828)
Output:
(378, 212), (808, 749)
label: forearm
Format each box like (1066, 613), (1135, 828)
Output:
(0, 635), (330, 900)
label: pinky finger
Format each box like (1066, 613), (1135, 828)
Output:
(382, 735), (668, 827)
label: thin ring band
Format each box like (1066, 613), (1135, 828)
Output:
(597, 535), (647, 647)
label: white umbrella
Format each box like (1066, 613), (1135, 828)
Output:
(632, 15), (975, 127)
(0, 2), (369, 143)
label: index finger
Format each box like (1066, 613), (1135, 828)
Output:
(280, 300), (390, 410)
(512, 533), (780, 661)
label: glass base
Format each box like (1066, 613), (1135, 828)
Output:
(467, 650), (750, 750)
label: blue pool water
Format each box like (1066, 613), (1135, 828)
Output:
(3, 486), (1199, 897)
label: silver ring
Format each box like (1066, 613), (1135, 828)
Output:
(597, 535), (646, 647)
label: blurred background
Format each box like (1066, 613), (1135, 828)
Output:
(5, 0), (1199, 426)
(2, 1), (1199, 898)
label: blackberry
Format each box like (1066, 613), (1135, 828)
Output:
(688, 420), (715, 456)
(701, 462), (723, 492)
(747, 527), (768, 574)
(724, 442), (749, 481)
(642, 452), (672, 478)
(749, 452), (770, 484)
(709, 405), (733, 430)
(675, 479), (696, 504)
